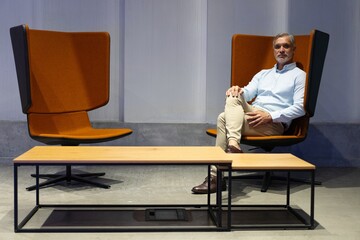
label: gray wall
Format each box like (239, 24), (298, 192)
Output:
(0, 0), (359, 166)
(1, 0), (359, 123)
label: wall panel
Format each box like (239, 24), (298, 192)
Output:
(124, 0), (207, 123)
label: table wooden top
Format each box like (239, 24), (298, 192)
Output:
(231, 153), (315, 170)
(13, 146), (232, 164)
(14, 146), (314, 170)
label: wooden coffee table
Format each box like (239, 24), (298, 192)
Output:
(13, 146), (232, 232)
(13, 147), (316, 231)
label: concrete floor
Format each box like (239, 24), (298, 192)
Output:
(0, 162), (359, 240)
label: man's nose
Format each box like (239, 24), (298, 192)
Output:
(279, 46), (285, 52)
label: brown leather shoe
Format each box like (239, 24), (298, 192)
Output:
(226, 145), (243, 153)
(191, 176), (227, 194)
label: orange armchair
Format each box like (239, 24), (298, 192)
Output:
(10, 24), (132, 190)
(207, 30), (329, 192)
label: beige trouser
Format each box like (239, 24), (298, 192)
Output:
(211, 95), (284, 175)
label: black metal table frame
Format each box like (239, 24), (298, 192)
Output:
(224, 169), (315, 229)
(14, 162), (232, 233)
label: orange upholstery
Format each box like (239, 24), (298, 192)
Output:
(26, 26), (110, 113)
(11, 24), (132, 145)
(28, 112), (132, 144)
(231, 35), (275, 88)
(231, 34), (311, 88)
(207, 31), (315, 149)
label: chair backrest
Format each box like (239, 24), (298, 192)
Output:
(305, 30), (330, 117)
(10, 24), (110, 115)
(10, 25), (31, 114)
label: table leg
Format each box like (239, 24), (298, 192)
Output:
(310, 170), (315, 229)
(216, 167), (222, 228)
(14, 164), (18, 232)
(286, 171), (290, 206)
(36, 165), (40, 205)
(227, 165), (232, 230)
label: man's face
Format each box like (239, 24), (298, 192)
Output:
(273, 36), (295, 67)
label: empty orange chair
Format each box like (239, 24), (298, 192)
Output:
(10, 24), (133, 190)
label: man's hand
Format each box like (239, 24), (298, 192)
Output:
(246, 110), (272, 128)
(226, 85), (243, 97)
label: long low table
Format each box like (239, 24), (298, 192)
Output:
(13, 146), (316, 232)
(13, 146), (232, 232)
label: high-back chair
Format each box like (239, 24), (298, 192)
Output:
(10, 24), (133, 191)
(207, 29), (329, 192)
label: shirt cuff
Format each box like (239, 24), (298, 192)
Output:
(269, 111), (282, 122)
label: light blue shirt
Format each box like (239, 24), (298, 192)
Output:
(243, 62), (306, 127)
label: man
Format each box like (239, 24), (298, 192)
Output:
(192, 33), (306, 194)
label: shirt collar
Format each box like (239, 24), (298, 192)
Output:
(275, 62), (297, 73)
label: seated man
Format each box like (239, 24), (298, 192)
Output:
(192, 33), (306, 194)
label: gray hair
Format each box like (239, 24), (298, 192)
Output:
(273, 33), (296, 47)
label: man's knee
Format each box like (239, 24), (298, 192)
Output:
(225, 95), (245, 106)
(217, 112), (225, 125)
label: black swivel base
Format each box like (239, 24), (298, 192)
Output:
(27, 164), (110, 191)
